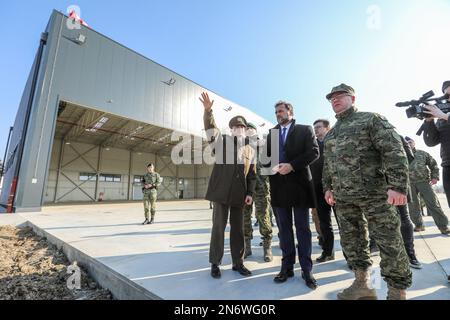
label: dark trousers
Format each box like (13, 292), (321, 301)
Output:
(369, 205), (416, 258)
(209, 202), (245, 266)
(315, 188), (334, 255)
(273, 207), (313, 274)
(397, 205), (415, 257)
(443, 166), (450, 208)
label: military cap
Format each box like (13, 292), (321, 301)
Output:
(442, 81), (450, 94)
(326, 83), (356, 100)
(229, 115), (248, 129)
(246, 122), (257, 130)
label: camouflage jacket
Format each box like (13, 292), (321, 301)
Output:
(409, 149), (439, 182)
(322, 106), (409, 200)
(255, 160), (270, 193)
(141, 172), (161, 193)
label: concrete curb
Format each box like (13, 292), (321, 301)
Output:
(24, 219), (163, 300)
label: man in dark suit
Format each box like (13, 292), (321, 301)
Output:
(264, 101), (320, 289)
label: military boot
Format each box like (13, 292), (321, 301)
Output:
(337, 269), (378, 300)
(244, 239), (252, 258)
(387, 285), (406, 300)
(263, 243), (273, 262)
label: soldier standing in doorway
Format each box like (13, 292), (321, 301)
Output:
(142, 163), (161, 225)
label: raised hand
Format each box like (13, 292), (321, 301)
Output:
(199, 92), (214, 111)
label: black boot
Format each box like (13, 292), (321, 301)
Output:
(302, 271), (318, 290)
(149, 217), (154, 224)
(316, 252), (335, 263)
(232, 264), (252, 276)
(211, 264), (221, 279)
(274, 269), (294, 283)
(408, 254), (422, 269)
(142, 219), (149, 225)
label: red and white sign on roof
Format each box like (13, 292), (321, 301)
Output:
(68, 9), (89, 27)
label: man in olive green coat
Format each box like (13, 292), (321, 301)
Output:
(200, 92), (257, 279)
(141, 163), (161, 225)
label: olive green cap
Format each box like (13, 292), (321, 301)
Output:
(246, 122), (257, 130)
(326, 83), (356, 100)
(229, 115), (248, 129)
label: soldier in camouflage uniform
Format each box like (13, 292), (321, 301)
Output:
(322, 84), (412, 300)
(243, 123), (273, 262)
(405, 137), (450, 234)
(141, 163), (161, 225)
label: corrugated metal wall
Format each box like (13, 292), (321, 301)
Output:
(1, 10), (273, 211)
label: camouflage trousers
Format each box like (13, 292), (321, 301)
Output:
(143, 190), (157, 220)
(243, 185), (273, 246)
(335, 197), (412, 290)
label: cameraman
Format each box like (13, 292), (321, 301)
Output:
(423, 80), (450, 208)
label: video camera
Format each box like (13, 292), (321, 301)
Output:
(396, 90), (450, 120)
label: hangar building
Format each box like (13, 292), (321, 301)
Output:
(0, 10), (273, 213)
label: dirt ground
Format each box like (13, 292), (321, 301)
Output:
(0, 225), (112, 300)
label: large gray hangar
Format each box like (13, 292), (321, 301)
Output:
(0, 10), (273, 213)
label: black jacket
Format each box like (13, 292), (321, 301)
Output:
(423, 118), (450, 167)
(310, 139), (324, 191)
(264, 120), (319, 208)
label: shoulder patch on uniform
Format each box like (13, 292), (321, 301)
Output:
(372, 113), (396, 129)
(373, 113), (388, 121)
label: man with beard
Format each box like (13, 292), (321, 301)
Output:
(264, 100), (319, 289)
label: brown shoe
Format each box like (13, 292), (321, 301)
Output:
(337, 270), (378, 300)
(387, 285), (406, 300)
(414, 225), (425, 232)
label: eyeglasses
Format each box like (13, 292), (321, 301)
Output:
(328, 93), (351, 103)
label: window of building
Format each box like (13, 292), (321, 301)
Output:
(79, 173), (97, 181)
(134, 175), (144, 183)
(98, 174), (121, 182)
